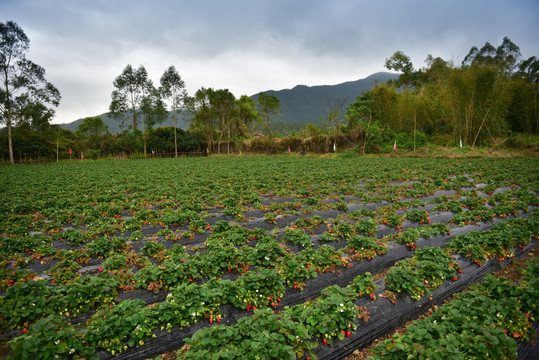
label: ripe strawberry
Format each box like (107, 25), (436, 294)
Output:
(22, 328), (27, 334)
(97, 267), (103, 272)
(322, 338), (328, 345)
(346, 331), (351, 338)
(452, 276), (457, 281)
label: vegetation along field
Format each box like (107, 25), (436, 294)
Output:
(1, 155), (538, 360)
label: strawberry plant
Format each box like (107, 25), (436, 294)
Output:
(233, 268), (286, 310)
(10, 315), (98, 360)
(48, 259), (82, 285)
(354, 218), (378, 235)
(376, 207), (403, 229)
(403, 209), (430, 224)
(0, 280), (55, 329)
(372, 266), (539, 360)
(319, 231), (339, 242)
(346, 272), (377, 299)
(53, 228), (88, 246)
(84, 299), (156, 354)
(279, 254), (318, 289)
(52, 275), (119, 316)
(282, 228), (312, 248)
(86, 236), (128, 258)
(129, 230), (145, 241)
(123, 217), (142, 231)
(345, 235), (387, 260)
(135, 264), (166, 292)
(286, 285), (359, 346)
(385, 247), (459, 300)
(179, 308), (316, 360)
(140, 240), (166, 260)
(0, 267), (36, 291)
(250, 237), (288, 267)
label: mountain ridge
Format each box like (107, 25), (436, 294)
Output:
(59, 72), (399, 134)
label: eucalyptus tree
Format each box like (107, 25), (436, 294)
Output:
(346, 91), (374, 154)
(159, 65), (187, 157)
(0, 21), (61, 164)
(385, 51), (416, 88)
(185, 87), (218, 153)
(322, 96), (347, 135)
(211, 89), (236, 154)
(235, 95), (260, 138)
(458, 37), (522, 146)
(257, 92), (280, 138)
(140, 82), (168, 157)
(76, 116), (108, 137)
(109, 64), (149, 131)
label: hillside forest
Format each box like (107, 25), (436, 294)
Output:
(1, 20), (538, 162)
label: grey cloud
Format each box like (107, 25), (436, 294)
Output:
(1, 0), (538, 124)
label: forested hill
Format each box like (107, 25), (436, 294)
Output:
(58, 72), (399, 134)
(59, 112), (191, 135)
(252, 71), (399, 124)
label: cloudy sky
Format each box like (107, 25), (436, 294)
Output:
(2, 0), (538, 125)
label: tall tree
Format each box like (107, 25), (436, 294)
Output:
(159, 65), (187, 157)
(109, 64), (148, 130)
(463, 37), (522, 74)
(235, 95), (260, 138)
(322, 96), (347, 134)
(346, 91), (373, 154)
(385, 51), (416, 88)
(257, 92), (280, 138)
(211, 89), (236, 154)
(140, 82), (168, 157)
(186, 87), (218, 153)
(76, 116), (108, 137)
(0, 21), (60, 164)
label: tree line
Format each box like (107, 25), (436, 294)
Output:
(1, 20), (537, 163)
(346, 37), (538, 151)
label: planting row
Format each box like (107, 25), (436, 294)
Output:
(1, 156), (538, 359)
(3, 211), (537, 359)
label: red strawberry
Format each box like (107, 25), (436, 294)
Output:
(97, 267), (103, 272)
(323, 338), (328, 345)
(22, 328), (27, 334)
(346, 331), (351, 338)
(452, 276), (457, 281)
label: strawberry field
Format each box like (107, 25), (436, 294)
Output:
(1, 155), (538, 360)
